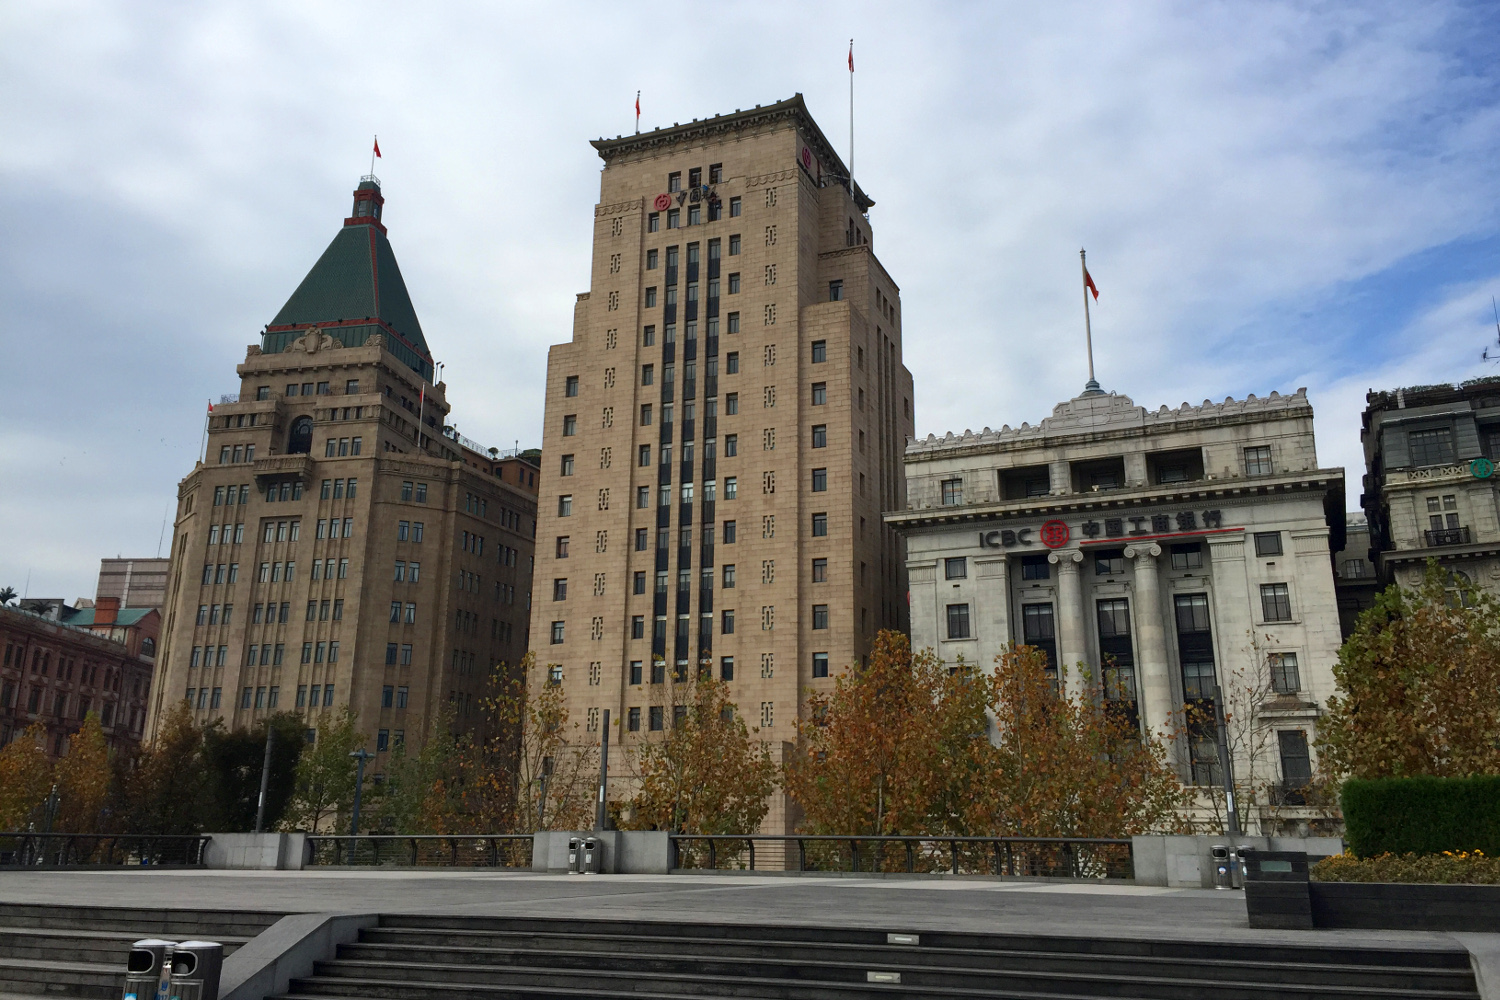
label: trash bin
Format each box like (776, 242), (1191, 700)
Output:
(123, 939), (174, 1000)
(581, 836), (601, 875)
(567, 837), (581, 874)
(165, 941), (222, 1000)
(1211, 845), (1232, 889)
(1232, 844), (1254, 890)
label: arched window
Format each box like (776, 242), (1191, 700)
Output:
(287, 416), (314, 454)
(140, 637), (156, 656)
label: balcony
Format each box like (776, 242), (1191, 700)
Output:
(1424, 526), (1471, 547)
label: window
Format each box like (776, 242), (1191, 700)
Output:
(558, 495), (572, 517)
(1021, 555), (1050, 580)
(723, 434), (738, 458)
(649, 706), (664, 731)
(724, 477), (737, 499)
(722, 564), (736, 588)
(1408, 428), (1455, 467)
(944, 557), (967, 580)
(727, 312), (740, 333)
(812, 425), (827, 448)
(645, 286), (657, 308)
(1278, 729), (1312, 787)
(640, 404), (652, 427)
(636, 486), (650, 509)
(553, 579), (568, 601)
(811, 340), (827, 363)
(648, 212), (659, 232)
(550, 621), (565, 644)
(729, 197), (741, 218)
(811, 468), (827, 492)
(812, 604), (829, 630)
(560, 454), (574, 476)
(723, 520), (736, 544)
(828, 280), (842, 301)
(941, 479), (962, 505)
(725, 393), (739, 415)
(667, 208), (679, 228)
(946, 603), (972, 639)
(1170, 543), (1203, 570)
(1095, 549), (1125, 576)
(811, 512), (828, 537)
(812, 382), (826, 405)
(1269, 652), (1300, 694)
(1260, 583), (1292, 622)
(1254, 532), (1283, 557)
(646, 248), (658, 270)
(562, 414), (577, 436)
(812, 558), (828, 582)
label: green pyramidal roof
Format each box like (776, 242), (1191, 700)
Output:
(262, 180), (433, 379)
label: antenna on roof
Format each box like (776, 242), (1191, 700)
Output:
(1484, 296), (1500, 364)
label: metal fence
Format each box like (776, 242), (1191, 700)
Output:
(669, 835), (1134, 880)
(0, 833), (211, 868)
(305, 834), (534, 868)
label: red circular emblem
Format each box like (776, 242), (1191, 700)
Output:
(653, 194), (672, 211)
(1039, 520), (1070, 549)
(801, 147), (813, 169)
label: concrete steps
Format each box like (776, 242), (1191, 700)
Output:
(275, 914), (1482, 1000)
(0, 905), (280, 1000)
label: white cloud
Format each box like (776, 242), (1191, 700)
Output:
(1, 0), (1497, 596)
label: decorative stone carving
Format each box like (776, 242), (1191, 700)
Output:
(290, 326), (339, 354)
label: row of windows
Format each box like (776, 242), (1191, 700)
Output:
(554, 467), (834, 519)
(321, 478), (359, 499)
(218, 444), (255, 464)
(213, 484), (251, 506)
(324, 436), (363, 457)
(253, 379), (358, 400)
(388, 602), (418, 624)
(207, 523), (244, 545)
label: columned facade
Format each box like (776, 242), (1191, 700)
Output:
(888, 387), (1347, 835)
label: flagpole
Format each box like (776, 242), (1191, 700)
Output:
(848, 39), (855, 187)
(635, 91), (641, 135)
(1081, 249), (1099, 392)
(201, 401), (211, 464)
(370, 135), (376, 177)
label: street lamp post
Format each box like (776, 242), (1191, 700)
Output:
(348, 749), (375, 864)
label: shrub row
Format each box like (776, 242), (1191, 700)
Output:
(1312, 851), (1500, 885)
(1341, 776), (1500, 858)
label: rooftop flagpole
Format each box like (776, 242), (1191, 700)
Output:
(635, 91), (641, 135)
(848, 39), (855, 187)
(1081, 249), (1101, 393)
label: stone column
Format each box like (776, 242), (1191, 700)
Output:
(1049, 459), (1071, 495)
(975, 554), (1011, 656)
(1127, 542), (1173, 740)
(1050, 550), (1088, 700)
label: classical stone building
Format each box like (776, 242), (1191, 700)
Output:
(530, 96), (915, 831)
(1, 598), (158, 757)
(887, 386), (1347, 835)
(146, 177), (537, 764)
(1360, 379), (1500, 594)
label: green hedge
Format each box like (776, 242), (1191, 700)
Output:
(1342, 777), (1500, 858)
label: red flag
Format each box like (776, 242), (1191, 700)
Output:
(207, 400), (213, 413)
(635, 94), (640, 117)
(373, 137), (381, 158)
(848, 41), (854, 72)
(1084, 267), (1099, 300)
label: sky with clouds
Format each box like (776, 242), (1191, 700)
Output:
(3, 1), (1498, 602)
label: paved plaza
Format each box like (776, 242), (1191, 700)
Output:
(0, 868), (1479, 954)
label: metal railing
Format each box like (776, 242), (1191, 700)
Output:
(1424, 526), (1471, 546)
(668, 834), (1133, 880)
(305, 834), (533, 868)
(0, 833), (210, 868)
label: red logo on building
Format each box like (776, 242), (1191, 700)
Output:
(653, 194), (672, 211)
(1039, 520), (1070, 549)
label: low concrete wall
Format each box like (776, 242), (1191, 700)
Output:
(532, 831), (671, 874)
(220, 912), (376, 1000)
(1131, 835), (1342, 888)
(204, 833), (310, 870)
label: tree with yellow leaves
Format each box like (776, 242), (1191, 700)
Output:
(53, 713), (111, 833)
(0, 723), (52, 830)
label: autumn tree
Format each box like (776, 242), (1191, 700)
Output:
(282, 708), (369, 832)
(508, 654), (597, 832)
(117, 701), (211, 835)
(626, 672), (777, 834)
(0, 723), (53, 830)
(375, 711), (462, 834)
(201, 713), (306, 831)
(966, 645), (1191, 838)
(53, 713), (112, 832)
(785, 631), (986, 835)
(1318, 562), (1500, 780)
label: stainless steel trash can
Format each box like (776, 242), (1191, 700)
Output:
(581, 836), (601, 874)
(567, 836), (581, 873)
(165, 941), (222, 1000)
(1232, 844), (1254, 889)
(123, 939), (174, 1000)
(1211, 845), (1232, 889)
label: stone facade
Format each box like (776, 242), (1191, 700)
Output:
(529, 96), (915, 833)
(1360, 379), (1500, 593)
(887, 386), (1347, 835)
(96, 558), (170, 613)
(146, 179), (538, 767)
(1, 599), (157, 757)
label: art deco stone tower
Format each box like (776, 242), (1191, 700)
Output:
(530, 96), (915, 830)
(147, 178), (538, 765)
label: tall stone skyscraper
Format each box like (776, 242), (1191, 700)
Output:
(530, 96), (915, 830)
(147, 177), (538, 766)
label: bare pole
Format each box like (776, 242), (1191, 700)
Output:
(1081, 249), (1097, 390)
(848, 39), (855, 186)
(596, 709), (611, 830)
(254, 723), (276, 833)
(370, 135), (376, 177)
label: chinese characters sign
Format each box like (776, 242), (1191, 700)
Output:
(978, 510), (1226, 550)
